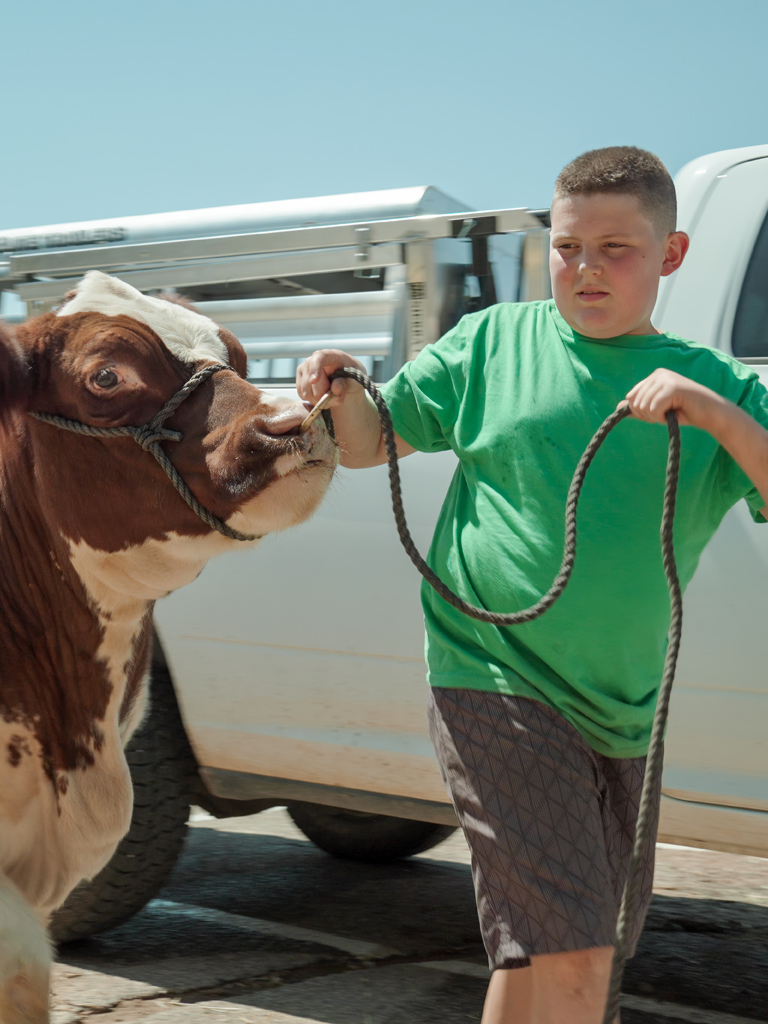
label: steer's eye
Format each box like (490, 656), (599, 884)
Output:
(93, 368), (120, 390)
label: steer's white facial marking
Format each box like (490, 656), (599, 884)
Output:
(57, 271), (228, 366)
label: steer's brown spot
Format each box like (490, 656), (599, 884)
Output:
(0, 485), (111, 792)
(6, 734), (32, 768)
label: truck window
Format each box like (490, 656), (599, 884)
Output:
(732, 209), (768, 358)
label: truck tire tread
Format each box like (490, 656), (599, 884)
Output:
(50, 667), (195, 944)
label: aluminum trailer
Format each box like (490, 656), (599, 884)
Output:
(1, 187), (551, 386)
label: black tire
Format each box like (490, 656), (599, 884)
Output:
(287, 802), (457, 863)
(51, 666), (195, 943)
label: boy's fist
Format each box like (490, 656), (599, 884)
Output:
(296, 349), (367, 407)
(625, 369), (726, 430)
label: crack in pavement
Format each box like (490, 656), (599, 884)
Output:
(56, 942), (486, 1022)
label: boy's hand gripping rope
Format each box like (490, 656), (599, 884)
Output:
(324, 367), (683, 1024)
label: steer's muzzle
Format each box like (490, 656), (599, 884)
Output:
(256, 400), (309, 438)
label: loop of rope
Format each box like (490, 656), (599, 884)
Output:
(30, 363), (260, 543)
(329, 366), (682, 1023)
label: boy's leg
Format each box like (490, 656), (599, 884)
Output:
(427, 688), (655, 1024)
(481, 949), (616, 1024)
(530, 946), (615, 1023)
(481, 965), (532, 1023)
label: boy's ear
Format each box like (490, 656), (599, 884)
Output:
(661, 231), (690, 277)
(0, 319), (30, 416)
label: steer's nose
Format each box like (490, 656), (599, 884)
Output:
(258, 402), (308, 437)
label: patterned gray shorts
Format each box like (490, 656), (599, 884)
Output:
(427, 687), (659, 971)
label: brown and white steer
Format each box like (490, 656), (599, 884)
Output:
(0, 271), (337, 1023)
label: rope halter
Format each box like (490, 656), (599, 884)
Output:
(29, 362), (260, 542)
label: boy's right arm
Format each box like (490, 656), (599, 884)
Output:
(296, 349), (416, 469)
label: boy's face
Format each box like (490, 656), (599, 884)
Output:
(549, 193), (689, 338)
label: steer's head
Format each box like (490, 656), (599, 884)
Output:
(0, 272), (337, 583)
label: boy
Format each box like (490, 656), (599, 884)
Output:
(296, 147), (768, 1024)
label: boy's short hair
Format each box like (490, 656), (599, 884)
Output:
(554, 146), (676, 236)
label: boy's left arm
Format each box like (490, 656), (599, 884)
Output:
(626, 368), (768, 518)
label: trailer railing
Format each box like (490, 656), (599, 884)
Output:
(2, 201), (550, 383)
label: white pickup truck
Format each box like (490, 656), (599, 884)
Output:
(2, 144), (766, 940)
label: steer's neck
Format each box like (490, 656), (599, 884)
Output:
(0, 416), (225, 784)
(0, 424), (144, 790)
(0, 427), (99, 660)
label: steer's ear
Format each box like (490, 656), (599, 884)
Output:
(217, 326), (248, 379)
(0, 319), (30, 415)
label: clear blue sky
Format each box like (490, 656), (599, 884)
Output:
(2, 0), (767, 230)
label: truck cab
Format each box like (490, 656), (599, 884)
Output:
(651, 145), (768, 853)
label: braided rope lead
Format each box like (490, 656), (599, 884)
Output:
(603, 410), (682, 1024)
(30, 363), (259, 543)
(329, 367), (682, 1023)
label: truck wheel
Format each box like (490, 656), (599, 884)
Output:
(50, 666), (195, 943)
(287, 802), (457, 863)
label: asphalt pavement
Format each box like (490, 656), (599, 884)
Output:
(51, 808), (768, 1024)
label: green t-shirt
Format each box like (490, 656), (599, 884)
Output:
(381, 299), (768, 759)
